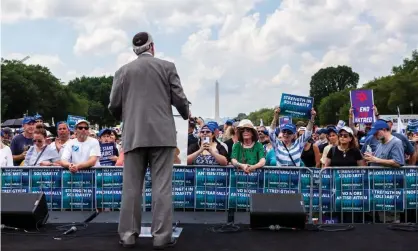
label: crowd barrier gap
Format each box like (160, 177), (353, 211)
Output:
(1, 165), (417, 224)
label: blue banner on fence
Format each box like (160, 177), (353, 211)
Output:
(279, 93), (314, 119)
(350, 89), (375, 124)
(1, 167), (417, 212)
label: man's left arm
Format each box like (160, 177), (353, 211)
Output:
(108, 68), (124, 121)
(168, 62), (189, 120)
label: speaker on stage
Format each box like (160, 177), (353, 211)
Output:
(1, 192), (49, 229)
(250, 193), (306, 230)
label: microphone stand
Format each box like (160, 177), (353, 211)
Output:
(54, 210), (100, 240)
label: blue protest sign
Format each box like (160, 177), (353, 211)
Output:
(67, 115), (86, 131)
(280, 93), (313, 119)
(99, 143), (118, 166)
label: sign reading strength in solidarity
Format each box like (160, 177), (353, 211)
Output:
(280, 93), (314, 119)
(350, 89), (375, 124)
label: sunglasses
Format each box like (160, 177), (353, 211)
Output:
(77, 126), (89, 130)
(33, 139), (43, 143)
(339, 133), (350, 138)
(201, 130), (212, 134)
(36, 120), (43, 123)
(241, 128), (252, 132)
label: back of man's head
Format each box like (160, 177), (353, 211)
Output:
(132, 32), (154, 55)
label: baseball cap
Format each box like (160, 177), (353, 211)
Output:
(206, 121), (219, 131)
(326, 126), (338, 134)
(75, 119), (90, 127)
(225, 119), (234, 126)
(281, 124), (297, 134)
(200, 124), (215, 133)
(22, 117), (36, 125)
(367, 120), (390, 136)
(34, 114), (43, 120)
(339, 126), (354, 136)
(98, 128), (112, 137)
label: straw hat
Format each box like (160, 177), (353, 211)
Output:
(237, 119), (258, 139)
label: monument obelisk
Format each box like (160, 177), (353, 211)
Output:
(215, 80), (220, 123)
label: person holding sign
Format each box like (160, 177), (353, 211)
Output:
(269, 107), (316, 167)
(98, 128), (119, 166)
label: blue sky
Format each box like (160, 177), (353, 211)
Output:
(2, 0), (418, 118)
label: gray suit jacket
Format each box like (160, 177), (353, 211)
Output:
(108, 54), (189, 152)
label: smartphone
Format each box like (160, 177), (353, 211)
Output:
(203, 137), (210, 144)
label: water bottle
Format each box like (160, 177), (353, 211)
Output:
(366, 145), (372, 154)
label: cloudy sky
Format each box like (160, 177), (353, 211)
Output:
(2, 0), (418, 119)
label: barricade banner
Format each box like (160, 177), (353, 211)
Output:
(2, 166), (418, 216)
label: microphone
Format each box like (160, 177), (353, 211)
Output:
(268, 225), (297, 231)
(63, 226), (77, 235)
(1, 224), (20, 231)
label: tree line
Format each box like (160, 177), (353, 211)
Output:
(239, 50), (418, 126)
(1, 50), (417, 127)
(1, 61), (117, 126)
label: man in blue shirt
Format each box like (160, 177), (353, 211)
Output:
(364, 120), (405, 167)
(10, 117), (36, 166)
(362, 119), (416, 165)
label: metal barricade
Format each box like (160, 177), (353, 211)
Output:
(318, 166), (418, 224)
(0, 165), (315, 222)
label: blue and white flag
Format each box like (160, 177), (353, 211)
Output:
(396, 106), (406, 135)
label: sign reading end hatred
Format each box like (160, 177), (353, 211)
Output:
(279, 93), (314, 119)
(350, 90), (375, 124)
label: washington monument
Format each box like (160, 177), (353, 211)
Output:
(215, 80), (220, 122)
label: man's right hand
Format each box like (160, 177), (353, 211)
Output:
(21, 151), (27, 159)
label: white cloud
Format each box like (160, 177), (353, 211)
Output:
(2, 0), (418, 118)
(5, 53), (64, 72)
(73, 28), (129, 56)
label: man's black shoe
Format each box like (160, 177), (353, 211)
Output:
(153, 238), (177, 250)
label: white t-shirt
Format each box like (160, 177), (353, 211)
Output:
(61, 137), (101, 166)
(0, 145), (13, 167)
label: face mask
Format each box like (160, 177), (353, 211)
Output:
(378, 135), (385, 143)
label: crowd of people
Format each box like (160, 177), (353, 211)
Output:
(187, 105), (418, 170)
(1, 105), (418, 170)
(0, 115), (123, 169)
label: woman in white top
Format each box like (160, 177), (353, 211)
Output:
(23, 125), (60, 166)
(0, 131), (13, 166)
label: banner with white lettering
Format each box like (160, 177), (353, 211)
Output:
(350, 89), (375, 124)
(279, 93), (314, 119)
(99, 143), (118, 166)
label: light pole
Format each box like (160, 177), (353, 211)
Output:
(410, 101), (414, 115)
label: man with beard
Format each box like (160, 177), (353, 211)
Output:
(11, 117), (35, 166)
(60, 120), (101, 173)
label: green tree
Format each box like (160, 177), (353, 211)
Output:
(246, 108), (274, 126)
(67, 76), (117, 126)
(309, 65), (359, 110)
(392, 50), (418, 75)
(318, 89), (351, 125)
(1, 60), (87, 121)
(234, 113), (248, 121)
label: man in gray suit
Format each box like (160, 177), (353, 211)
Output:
(108, 31), (189, 249)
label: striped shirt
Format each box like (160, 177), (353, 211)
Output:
(269, 129), (312, 166)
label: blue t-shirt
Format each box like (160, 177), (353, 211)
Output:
(391, 132), (415, 155)
(10, 134), (34, 166)
(370, 136), (405, 167)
